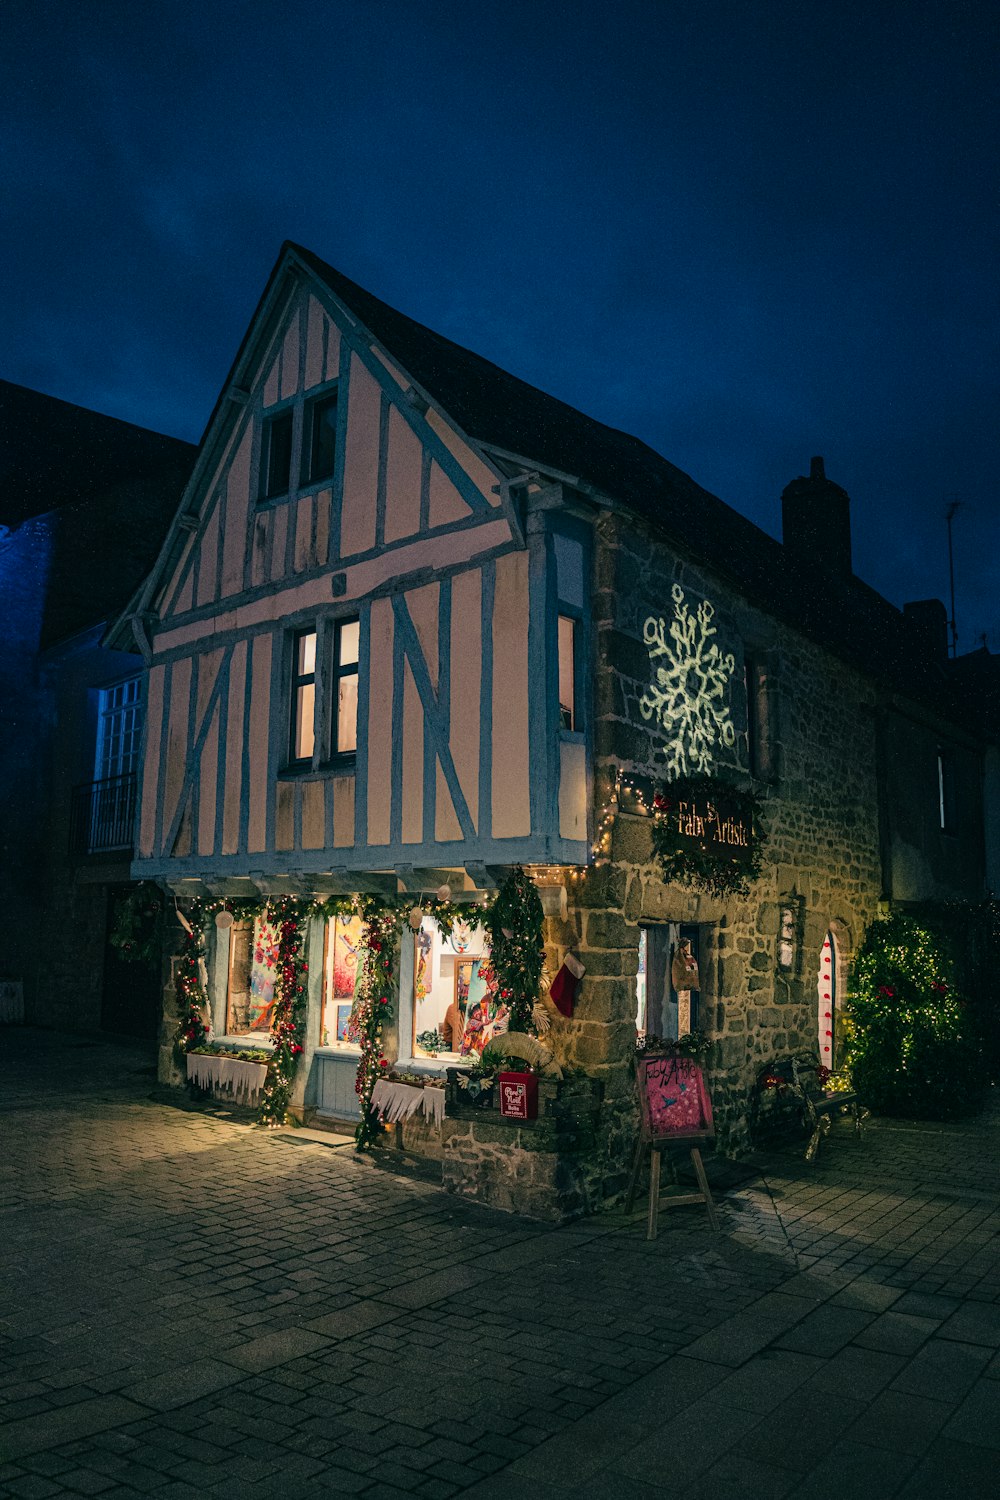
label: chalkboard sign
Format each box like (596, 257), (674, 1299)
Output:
(636, 1053), (714, 1142)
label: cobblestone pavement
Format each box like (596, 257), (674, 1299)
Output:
(1, 1029), (998, 1499)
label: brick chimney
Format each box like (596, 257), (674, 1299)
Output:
(781, 456), (852, 576)
(903, 598), (949, 662)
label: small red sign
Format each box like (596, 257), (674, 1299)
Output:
(499, 1071), (538, 1120)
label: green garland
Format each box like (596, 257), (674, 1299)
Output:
(109, 882), (166, 967)
(257, 897), (310, 1127)
(483, 866), (545, 1035)
(175, 912), (210, 1056)
(650, 775), (765, 898)
(353, 905), (401, 1149)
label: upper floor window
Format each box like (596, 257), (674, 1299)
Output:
(554, 532), (586, 736)
(259, 383), (339, 505)
(261, 410), (293, 500)
(286, 617), (360, 771)
(289, 630), (316, 765)
(558, 615), (577, 731)
(332, 618), (360, 756)
(303, 392), (338, 486)
(744, 656), (774, 779)
(96, 677), (142, 780)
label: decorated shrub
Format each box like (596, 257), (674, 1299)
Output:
(847, 914), (987, 1120)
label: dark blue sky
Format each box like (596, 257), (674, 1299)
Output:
(3, 0), (997, 647)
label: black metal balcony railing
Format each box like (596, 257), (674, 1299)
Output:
(69, 772), (137, 856)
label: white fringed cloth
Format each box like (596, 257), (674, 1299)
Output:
(370, 1079), (446, 1127)
(186, 1052), (269, 1105)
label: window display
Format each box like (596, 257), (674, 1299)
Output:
(225, 916), (280, 1036)
(411, 916), (509, 1061)
(321, 914), (365, 1048)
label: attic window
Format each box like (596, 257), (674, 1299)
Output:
(261, 411), (293, 500)
(303, 391), (338, 486)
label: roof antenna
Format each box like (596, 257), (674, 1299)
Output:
(945, 500), (962, 658)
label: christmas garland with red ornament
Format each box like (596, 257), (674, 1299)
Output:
(257, 897), (310, 1128)
(353, 904), (401, 1149)
(175, 909), (210, 1053)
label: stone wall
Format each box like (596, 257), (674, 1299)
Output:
(552, 510), (885, 1155)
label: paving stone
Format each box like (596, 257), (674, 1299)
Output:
(217, 1328), (332, 1373)
(847, 1389), (953, 1454)
(773, 1303), (874, 1356)
(938, 1301), (1000, 1347)
(121, 1360), (247, 1412)
(940, 1377), (1000, 1447)
(783, 1439), (917, 1499)
(0, 1398), (151, 1462)
(903, 1434), (1000, 1498)
(851, 1311), (941, 1356)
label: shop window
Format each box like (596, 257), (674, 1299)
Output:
(637, 924), (700, 1042)
(320, 913), (365, 1048)
(332, 617), (359, 756)
(260, 409), (293, 500)
(411, 915), (507, 1062)
(226, 916), (280, 1037)
(289, 629), (316, 764)
(302, 391), (338, 486)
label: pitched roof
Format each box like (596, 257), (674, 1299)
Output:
(0, 380), (196, 646)
(0, 379), (194, 528)
(291, 245), (983, 736)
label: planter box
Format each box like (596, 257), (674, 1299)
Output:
(499, 1071), (538, 1120)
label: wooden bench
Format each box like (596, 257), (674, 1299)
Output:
(753, 1053), (868, 1162)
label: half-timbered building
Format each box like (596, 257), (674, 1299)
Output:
(108, 243), (992, 1218)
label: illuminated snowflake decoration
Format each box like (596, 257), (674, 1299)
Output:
(639, 584), (737, 779)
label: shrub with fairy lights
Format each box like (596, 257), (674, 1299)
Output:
(847, 914), (987, 1120)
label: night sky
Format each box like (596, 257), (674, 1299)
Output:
(3, 1), (997, 648)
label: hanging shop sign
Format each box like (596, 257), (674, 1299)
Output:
(650, 775), (765, 898)
(663, 786), (752, 859)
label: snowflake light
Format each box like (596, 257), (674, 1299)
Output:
(640, 584), (736, 779)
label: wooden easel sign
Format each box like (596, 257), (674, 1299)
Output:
(628, 1054), (720, 1239)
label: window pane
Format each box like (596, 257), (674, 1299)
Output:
(298, 631), (316, 677)
(337, 674), (358, 753)
(308, 394), (338, 482)
(554, 534), (585, 609)
(294, 682), (315, 760)
(558, 614), (576, 731)
(338, 618), (359, 666)
(321, 914), (365, 1048)
(264, 412), (293, 498)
